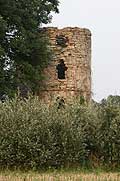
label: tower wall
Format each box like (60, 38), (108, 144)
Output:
(40, 27), (91, 103)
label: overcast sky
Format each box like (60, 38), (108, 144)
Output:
(48, 0), (120, 101)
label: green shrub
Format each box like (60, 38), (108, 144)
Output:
(0, 95), (120, 169)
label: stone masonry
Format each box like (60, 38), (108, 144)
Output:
(40, 27), (91, 103)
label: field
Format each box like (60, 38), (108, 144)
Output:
(0, 171), (120, 181)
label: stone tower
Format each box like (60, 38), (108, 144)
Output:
(40, 27), (91, 103)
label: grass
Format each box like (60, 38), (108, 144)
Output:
(0, 168), (120, 181)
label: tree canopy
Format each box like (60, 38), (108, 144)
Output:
(0, 0), (59, 98)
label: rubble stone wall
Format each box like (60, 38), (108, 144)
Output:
(40, 27), (91, 103)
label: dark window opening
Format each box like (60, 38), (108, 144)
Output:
(56, 59), (68, 79)
(56, 35), (68, 47)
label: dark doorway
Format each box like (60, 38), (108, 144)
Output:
(56, 59), (68, 79)
(56, 97), (65, 109)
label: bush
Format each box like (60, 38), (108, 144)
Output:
(0, 95), (120, 169)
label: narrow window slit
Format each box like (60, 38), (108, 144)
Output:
(56, 59), (68, 79)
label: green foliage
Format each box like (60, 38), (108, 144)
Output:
(0, 95), (120, 170)
(0, 0), (59, 97)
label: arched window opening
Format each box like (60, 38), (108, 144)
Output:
(56, 59), (68, 79)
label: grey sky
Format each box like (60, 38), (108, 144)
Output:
(47, 0), (120, 101)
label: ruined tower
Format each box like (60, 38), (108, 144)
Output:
(40, 27), (91, 103)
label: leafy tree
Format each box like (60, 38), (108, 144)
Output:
(0, 0), (59, 98)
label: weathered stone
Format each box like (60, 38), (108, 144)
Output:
(39, 27), (91, 103)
